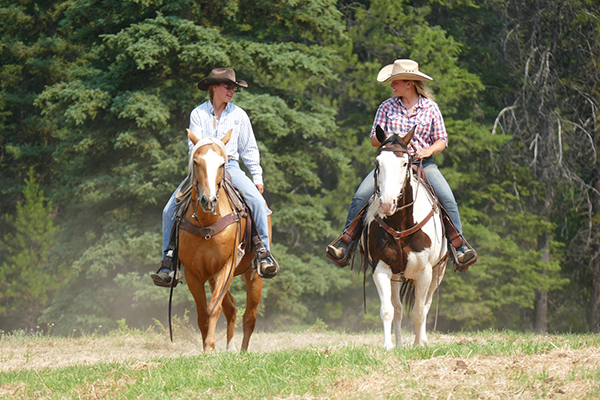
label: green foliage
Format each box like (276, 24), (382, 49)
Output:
(0, 168), (64, 329)
(1, 0), (599, 335)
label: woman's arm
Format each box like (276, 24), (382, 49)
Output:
(414, 139), (446, 159)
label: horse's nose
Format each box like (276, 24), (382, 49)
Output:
(200, 194), (211, 211)
(380, 197), (397, 215)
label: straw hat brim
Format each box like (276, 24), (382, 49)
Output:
(376, 64), (433, 82)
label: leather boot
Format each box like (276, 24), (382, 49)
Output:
(327, 241), (349, 260)
(151, 252), (177, 287)
(456, 244), (476, 264)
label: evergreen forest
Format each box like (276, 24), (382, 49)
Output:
(1, 0), (600, 336)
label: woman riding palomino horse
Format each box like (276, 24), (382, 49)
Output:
(152, 68), (279, 286)
(327, 59), (477, 269)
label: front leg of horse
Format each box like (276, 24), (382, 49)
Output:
(204, 264), (237, 353)
(222, 292), (237, 351)
(185, 273), (211, 352)
(390, 275), (403, 348)
(373, 262), (395, 350)
(209, 279), (237, 352)
(411, 266), (433, 346)
(241, 269), (263, 351)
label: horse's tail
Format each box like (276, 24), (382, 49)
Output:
(400, 280), (416, 313)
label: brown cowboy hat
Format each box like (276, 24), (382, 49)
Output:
(197, 68), (248, 91)
(377, 59), (433, 82)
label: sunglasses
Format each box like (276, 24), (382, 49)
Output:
(219, 84), (239, 92)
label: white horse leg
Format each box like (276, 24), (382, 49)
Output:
(390, 274), (403, 347)
(411, 265), (433, 346)
(373, 262), (395, 350)
(422, 263), (444, 321)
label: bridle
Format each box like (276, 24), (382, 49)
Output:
(373, 136), (416, 212)
(188, 138), (228, 223)
(373, 135), (437, 269)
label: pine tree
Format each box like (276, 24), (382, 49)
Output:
(0, 168), (63, 330)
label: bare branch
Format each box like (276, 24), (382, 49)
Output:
(492, 105), (518, 135)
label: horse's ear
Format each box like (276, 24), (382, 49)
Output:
(221, 129), (233, 146)
(187, 129), (200, 145)
(375, 125), (387, 145)
(401, 126), (416, 146)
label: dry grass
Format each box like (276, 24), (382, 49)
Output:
(1, 330), (599, 399)
(0, 330), (382, 372)
(319, 346), (600, 399)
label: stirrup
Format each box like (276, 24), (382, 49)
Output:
(253, 251), (280, 279)
(450, 237), (477, 273)
(151, 253), (180, 288)
(326, 235), (357, 268)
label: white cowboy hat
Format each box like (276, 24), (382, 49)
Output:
(376, 59), (433, 82)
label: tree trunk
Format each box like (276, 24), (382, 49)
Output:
(533, 116), (553, 334)
(535, 229), (550, 334)
(592, 265), (600, 333)
(590, 179), (600, 333)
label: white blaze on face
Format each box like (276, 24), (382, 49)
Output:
(377, 151), (409, 215)
(202, 149), (226, 201)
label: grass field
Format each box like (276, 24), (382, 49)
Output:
(1, 324), (600, 399)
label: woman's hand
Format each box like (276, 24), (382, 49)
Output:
(415, 147), (434, 159)
(255, 184), (264, 194)
(413, 139), (446, 159)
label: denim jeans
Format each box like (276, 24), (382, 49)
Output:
(162, 160), (271, 258)
(343, 157), (463, 234)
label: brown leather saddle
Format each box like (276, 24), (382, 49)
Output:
(175, 173), (253, 244)
(326, 163), (477, 272)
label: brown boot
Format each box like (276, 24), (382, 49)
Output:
(452, 241), (477, 273)
(327, 241), (349, 260)
(457, 244), (476, 264)
(258, 259), (279, 279)
(326, 204), (368, 268)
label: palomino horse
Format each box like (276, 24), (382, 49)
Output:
(178, 128), (268, 353)
(363, 125), (448, 349)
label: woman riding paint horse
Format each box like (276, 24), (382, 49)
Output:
(152, 68), (278, 286)
(327, 59), (476, 268)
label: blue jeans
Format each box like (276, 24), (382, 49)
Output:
(162, 160), (271, 257)
(343, 157), (463, 234)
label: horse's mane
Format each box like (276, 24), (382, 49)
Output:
(188, 137), (228, 174)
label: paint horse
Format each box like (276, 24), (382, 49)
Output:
(178, 128), (268, 353)
(363, 126), (448, 349)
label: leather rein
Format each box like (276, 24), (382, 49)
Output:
(373, 141), (438, 271)
(181, 141), (244, 314)
(184, 140), (239, 238)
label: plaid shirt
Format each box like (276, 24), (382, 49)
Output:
(189, 101), (263, 185)
(370, 96), (448, 155)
